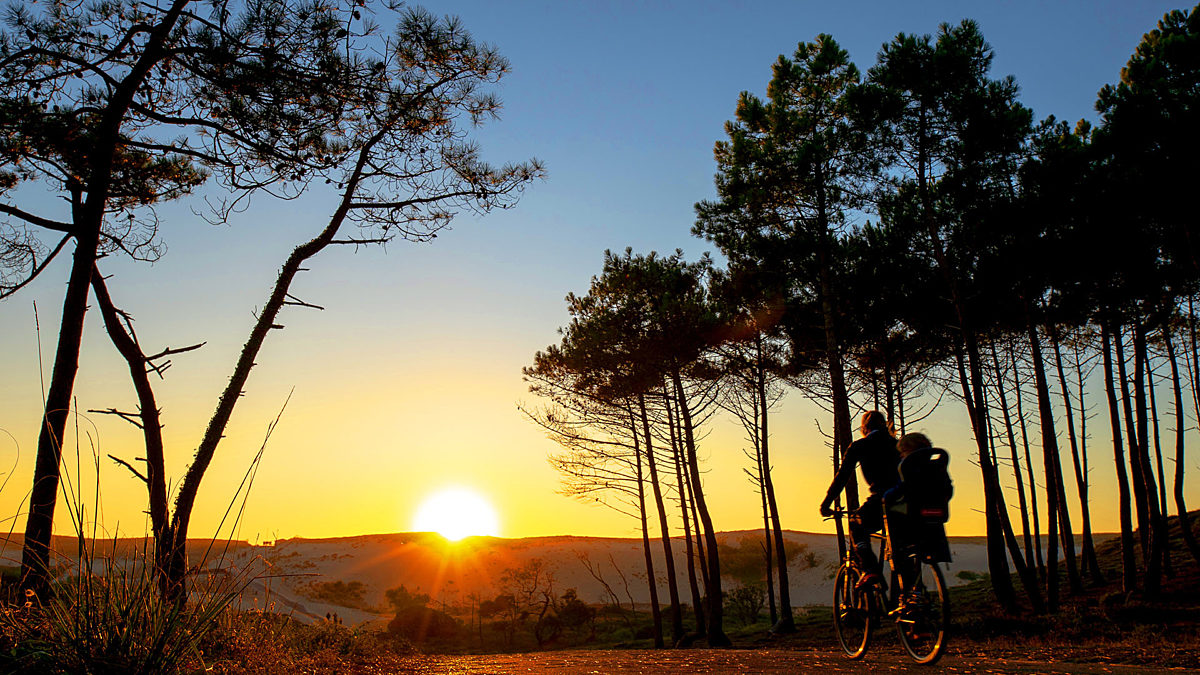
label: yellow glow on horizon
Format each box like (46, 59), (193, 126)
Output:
(412, 487), (501, 541)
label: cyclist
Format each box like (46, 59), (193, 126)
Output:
(819, 410), (899, 589)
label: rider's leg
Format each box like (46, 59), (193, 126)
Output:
(851, 500), (885, 582)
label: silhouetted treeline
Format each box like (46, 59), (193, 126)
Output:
(527, 5), (1200, 636)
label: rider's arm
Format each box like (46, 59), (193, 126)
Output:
(821, 442), (859, 509)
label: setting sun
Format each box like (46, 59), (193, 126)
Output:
(412, 488), (501, 541)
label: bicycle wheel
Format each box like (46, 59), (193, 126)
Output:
(833, 562), (873, 658)
(896, 559), (949, 664)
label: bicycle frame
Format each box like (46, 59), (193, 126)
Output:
(828, 508), (949, 664)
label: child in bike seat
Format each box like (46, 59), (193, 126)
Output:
(819, 410), (899, 589)
(884, 432), (954, 592)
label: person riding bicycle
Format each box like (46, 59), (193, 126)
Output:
(819, 410), (899, 589)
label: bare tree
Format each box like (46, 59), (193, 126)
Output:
(83, 6), (540, 599)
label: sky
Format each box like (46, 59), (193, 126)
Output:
(0, 0), (1195, 546)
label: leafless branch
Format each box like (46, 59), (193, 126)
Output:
(88, 407), (144, 429)
(107, 454), (149, 483)
(283, 294), (325, 311)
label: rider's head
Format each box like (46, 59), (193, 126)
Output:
(898, 432), (932, 457)
(860, 410), (890, 437)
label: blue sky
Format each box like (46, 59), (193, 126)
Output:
(0, 1), (1191, 542)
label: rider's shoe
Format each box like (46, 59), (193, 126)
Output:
(855, 572), (882, 591)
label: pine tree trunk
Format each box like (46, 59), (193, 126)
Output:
(1102, 322), (1138, 593)
(1165, 326), (1200, 566)
(1146, 350), (1172, 577)
(1010, 342), (1046, 577)
(639, 394), (682, 644)
(1131, 322), (1162, 596)
(757, 334), (795, 633)
(673, 370), (729, 646)
(1025, 319), (1065, 609)
(630, 406), (663, 648)
(1044, 327), (1082, 593)
(983, 382), (1044, 613)
(956, 339), (1018, 613)
(22, 236), (97, 597)
(990, 343), (1036, 574)
(760, 459), (777, 627)
(20, 0), (191, 596)
(90, 270), (173, 598)
(1115, 325), (1152, 559)
(813, 171), (856, 533)
(665, 384), (706, 637)
(1069, 338), (1104, 584)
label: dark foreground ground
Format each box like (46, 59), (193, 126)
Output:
(391, 648), (1192, 674)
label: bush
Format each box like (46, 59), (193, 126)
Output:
(199, 611), (414, 674)
(727, 584), (766, 626)
(387, 606), (459, 642)
(301, 580), (369, 609)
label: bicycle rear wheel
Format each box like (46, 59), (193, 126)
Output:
(833, 562), (873, 658)
(896, 559), (948, 664)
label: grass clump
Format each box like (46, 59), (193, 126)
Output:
(0, 543), (245, 674)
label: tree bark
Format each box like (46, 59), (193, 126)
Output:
(165, 139), (375, 598)
(20, 0), (192, 596)
(1115, 326), (1152, 554)
(955, 339), (1018, 612)
(990, 343), (1036, 574)
(1068, 338), (1104, 584)
(630, 406), (663, 648)
(1102, 322), (1138, 593)
(638, 393), (683, 644)
(672, 369), (729, 646)
(1025, 319), (1067, 608)
(89, 269), (173, 597)
(1145, 348), (1172, 577)
(757, 334), (794, 633)
(1031, 323), (1079, 596)
(22, 235), (96, 595)
(1010, 343), (1046, 577)
(1165, 326), (1200, 566)
(665, 383), (705, 637)
(1130, 322), (1161, 596)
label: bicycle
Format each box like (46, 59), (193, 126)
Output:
(828, 508), (949, 664)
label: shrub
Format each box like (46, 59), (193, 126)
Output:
(300, 580), (369, 609)
(727, 584), (766, 626)
(387, 606), (459, 642)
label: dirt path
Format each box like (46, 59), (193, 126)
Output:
(389, 648), (1194, 674)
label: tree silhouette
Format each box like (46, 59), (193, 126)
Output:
(74, 5), (541, 599)
(0, 0), (377, 595)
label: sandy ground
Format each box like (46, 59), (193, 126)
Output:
(205, 529), (996, 625)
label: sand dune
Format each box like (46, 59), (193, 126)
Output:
(0, 530), (997, 626)
(207, 530), (994, 625)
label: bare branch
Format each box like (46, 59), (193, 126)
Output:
(87, 407), (145, 429)
(283, 294), (325, 311)
(144, 342), (205, 363)
(107, 454), (149, 483)
(0, 234), (71, 301)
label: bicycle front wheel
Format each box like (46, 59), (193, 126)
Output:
(833, 561), (873, 659)
(896, 559), (949, 664)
